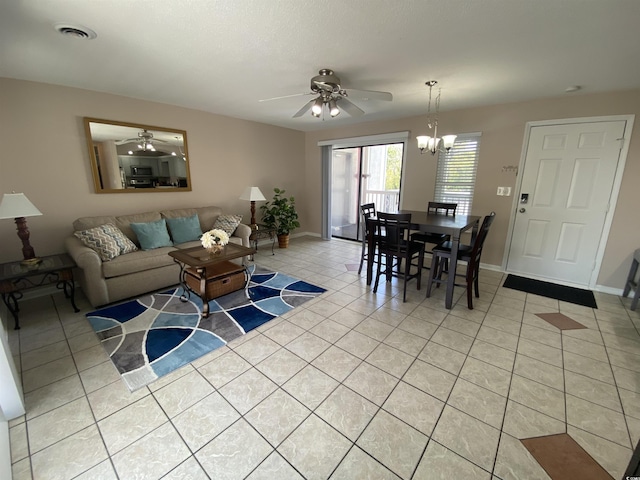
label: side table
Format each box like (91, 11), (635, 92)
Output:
(0, 253), (80, 330)
(249, 224), (276, 260)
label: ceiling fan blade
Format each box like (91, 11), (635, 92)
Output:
(343, 88), (393, 101)
(259, 92), (312, 102)
(338, 98), (365, 117)
(114, 138), (139, 145)
(293, 99), (316, 118)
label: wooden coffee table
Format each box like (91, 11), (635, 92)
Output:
(169, 243), (255, 317)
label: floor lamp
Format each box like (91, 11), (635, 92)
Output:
(239, 187), (266, 228)
(0, 192), (43, 265)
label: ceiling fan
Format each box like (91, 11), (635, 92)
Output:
(259, 68), (393, 119)
(115, 129), (170, 147)
(114, 129), (175, 156)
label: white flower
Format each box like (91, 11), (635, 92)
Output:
(201, 229), (229, 248)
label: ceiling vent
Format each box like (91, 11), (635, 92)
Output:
(55, 24), (97, 39)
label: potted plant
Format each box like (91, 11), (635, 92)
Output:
(260, 187), (300, 248)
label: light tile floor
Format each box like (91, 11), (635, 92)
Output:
(7, 236), (640, 479)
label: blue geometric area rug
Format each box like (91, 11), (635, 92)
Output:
(86, 265), (326, 391)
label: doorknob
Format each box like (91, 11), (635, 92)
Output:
(519, 208), (526, 213)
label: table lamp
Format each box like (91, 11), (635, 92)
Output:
(239, 186), (266, 228)
(0, 192), (43, 265)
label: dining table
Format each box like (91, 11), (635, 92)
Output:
(366, 210), (481, 309)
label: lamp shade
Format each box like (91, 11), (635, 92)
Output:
(239, 187), (266, 202)
(442, 135), (457, 151)
(0, 193), (42, 219)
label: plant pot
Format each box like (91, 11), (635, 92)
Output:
(277, 234), (290, 248)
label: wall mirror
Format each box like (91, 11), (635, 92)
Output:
(84, 117), (192, 193)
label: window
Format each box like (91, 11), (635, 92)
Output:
(434, 133), (481, 215)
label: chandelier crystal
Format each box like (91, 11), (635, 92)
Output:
(416, 80), (456, 155)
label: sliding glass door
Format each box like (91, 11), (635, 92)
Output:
(331, 143), (403, 241)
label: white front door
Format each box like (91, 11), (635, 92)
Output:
(506, 120), (627, 286)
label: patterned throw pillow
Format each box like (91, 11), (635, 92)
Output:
(213, 214), (242, 236)
(74, 223), (138, 261)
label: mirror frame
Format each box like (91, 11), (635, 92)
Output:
(84, 117), (193, 194)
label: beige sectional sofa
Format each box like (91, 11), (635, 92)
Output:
(65, 206), (251, 307)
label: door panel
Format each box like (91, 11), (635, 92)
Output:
(330, 148), (360, 240)
(507, 120), (625, 285)
(331, 143), (403, 241)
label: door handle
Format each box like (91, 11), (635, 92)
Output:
(519, 208), (526, 213)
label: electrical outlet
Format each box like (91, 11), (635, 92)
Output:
(497, 186), (512, 196)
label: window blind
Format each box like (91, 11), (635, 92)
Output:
(434, 133), (481, 215)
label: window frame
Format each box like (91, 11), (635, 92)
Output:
(434, 132), (482, 215)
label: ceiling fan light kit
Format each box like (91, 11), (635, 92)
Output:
(417, 80), (457, 155)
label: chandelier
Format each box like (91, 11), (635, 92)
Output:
(416, 81), (456, 155)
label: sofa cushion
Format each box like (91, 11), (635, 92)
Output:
(130, 219), (173, 250)
(116, 211), (162, 243)
(161, 208), (198, 220)
(165, 214), (203, 244)
(73, 216), (118, 232)
(102, 246), (176, 279)
(213, 214), (243, 236)
(195, 206), (223, 233)
(74, 223), (138, 262)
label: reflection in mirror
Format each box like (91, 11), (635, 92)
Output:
(84, 118), (192, 193)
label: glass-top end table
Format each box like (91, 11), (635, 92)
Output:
(249, 224), (276, 259)
(0, 253), (80, 329)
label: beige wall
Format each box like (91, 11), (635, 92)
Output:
(0, 78), (306, 264)
(2, 78), (638, 292)
(305, 90), (640, 291)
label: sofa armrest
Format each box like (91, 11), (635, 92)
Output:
(64, 236), (109, 307)
(234, 223), (252, 248)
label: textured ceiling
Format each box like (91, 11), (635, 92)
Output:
(1, 0), (639, 132)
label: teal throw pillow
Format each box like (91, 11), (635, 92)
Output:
(166, 214), (203, 244)
(130, 219), (173, 250)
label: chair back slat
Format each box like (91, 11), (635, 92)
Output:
(428, 202), (457, 216)
(468, 211), (496, 265)
(360, 203), (376, 239)
(376, 212), (412, 255)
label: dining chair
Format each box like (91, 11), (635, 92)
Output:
(623, 248), (640, 311)
(425, 211), (495, 309)
(373, 212), (425, 302)
(358, 203), (377, 275)
(410, 202), (457, 246)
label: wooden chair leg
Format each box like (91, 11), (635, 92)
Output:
(373, 251), (383, 293)
(435, 255), (446, 290)
(426, 254), (439, 298)
(466, 269), (474, 309)
(402, 259), (409, 302)
(357, 239), (366, 274)
(623, 257), (638, 297)
(417, 250), (424, 291)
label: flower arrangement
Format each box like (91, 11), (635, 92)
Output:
(201, 229), (229, 253)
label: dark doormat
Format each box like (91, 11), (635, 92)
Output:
(503, 274), (597, 308)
